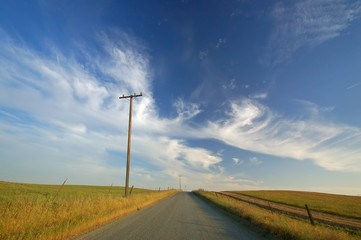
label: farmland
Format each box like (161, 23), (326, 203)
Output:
(194, 190), (361, 240)
(0, 181), (178, 240)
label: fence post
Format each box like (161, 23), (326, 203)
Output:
(305, 204), (315, 225)
(53, 178), (68, 201)
(129, 185), (134, 195)
(108, 183), (113, 194)
(268, 201), (274, 214)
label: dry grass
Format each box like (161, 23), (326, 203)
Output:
(194, 191), (361, 240)
(231, 190), (361, 219)
(0, 181), (178, 240)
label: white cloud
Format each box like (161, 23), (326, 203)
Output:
(347, 82), (361, 90)
(222, 78), (236, 90)
(251, 92), (268, 99)
(215, 38), (226, 48)
(232, 157), (244, 165)
(199, 98), (361, 172)
(250, 157), (262, 165)
(51, 120), (87, 134)
(173, 98), (201, 121)
(1, 26), (360, 195)
(132, 136), (222, 171)
(263, 0), (361, 66)
(1, 29), (257, 190)
(97, 30), (151, 92)
(198, 50), (208, 60)
(295, 100), (334, 117)
(0, 110), (20, 120)
(136, 172), (153, 181)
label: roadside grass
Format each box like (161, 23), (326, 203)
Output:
(0, 181), (178, 240)
(194, 191), (361, 240)
(230, 190), (361, 219)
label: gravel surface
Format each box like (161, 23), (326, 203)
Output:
(73, 192), (276, 240)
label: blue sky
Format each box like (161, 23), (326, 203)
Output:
(0, 0), (361, 195)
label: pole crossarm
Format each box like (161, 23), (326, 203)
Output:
(119, 92), (143, 99)
(119, 92), (142, 197)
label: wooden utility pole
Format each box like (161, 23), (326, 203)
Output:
(119, 92), (142, 197)
(179, 175), (182, 190)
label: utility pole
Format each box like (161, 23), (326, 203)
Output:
(179, 175), (182, 190)
(119, 92), (142, 197)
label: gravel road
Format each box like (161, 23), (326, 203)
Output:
(220, 191), (361, 230)
(74, 192), (276, 240)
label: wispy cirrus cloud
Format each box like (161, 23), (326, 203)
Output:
(250, 92), (268, 100)
(1, 25), (361, 194)
(347, 82), (361, 90)
(215, 38), (226, 49)
(262, 0), (361, 66)
(173, 98), (201, 121)
(232, 157), (243, 165)
(295, 100), (334, 117)
(0, 29), (258, 190)
(222, 78), (236, 90)
(199, 98), (361, 172)
(250, 157), (262, 166)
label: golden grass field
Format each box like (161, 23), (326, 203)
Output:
(0, 181), (178, 240)
(194, 190), (361, 240)
(231, 190), (361, 219)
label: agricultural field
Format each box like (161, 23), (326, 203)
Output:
(230, 190), (361, 219)
(0, 181), (178, 240)
(194, 190), (361, 240)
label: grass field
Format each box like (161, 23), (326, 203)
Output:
(194, 191), (361, 240)
(230, 190), (361, 219)
(0, 181), (178, 240)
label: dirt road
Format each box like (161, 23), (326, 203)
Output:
(74, 192), (277, 240)
(220, 191), (361, 230)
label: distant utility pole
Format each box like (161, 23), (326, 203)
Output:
(179, 175), (182, 190)
(119, 92), (142, 197)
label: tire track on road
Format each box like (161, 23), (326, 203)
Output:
(219, 191), (361, 230)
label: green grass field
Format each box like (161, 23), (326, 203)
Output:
(230, 190), (361, 219)
(195, 191), (361, 240)
(0, 181), (178, 240)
